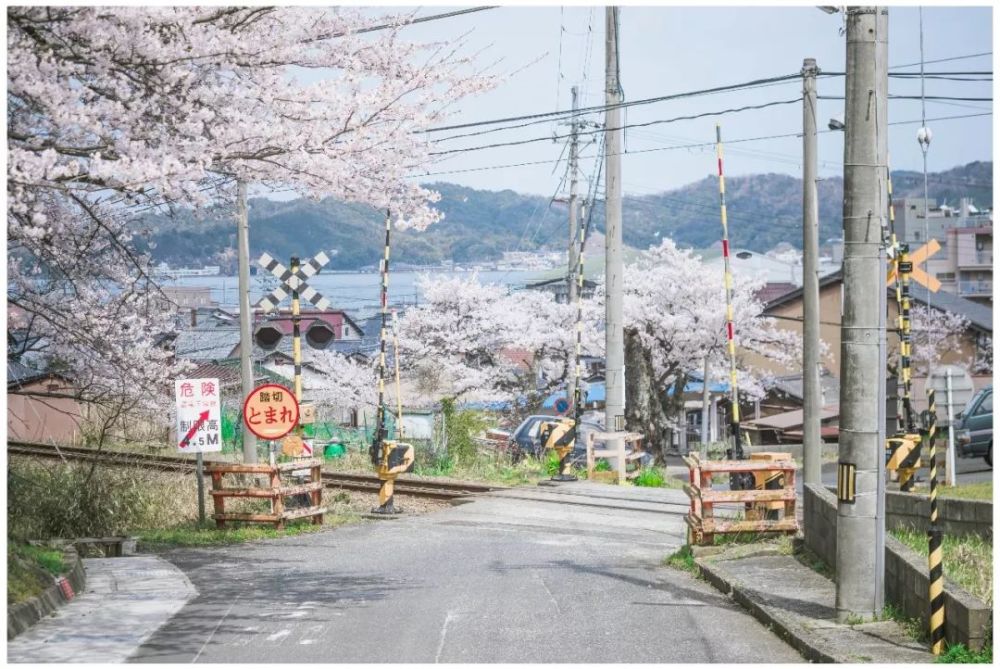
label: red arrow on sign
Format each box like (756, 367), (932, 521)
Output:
(180, 410), (210, 449)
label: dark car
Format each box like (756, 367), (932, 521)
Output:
(955, 385), (992, 467)
(507, 414), (650, 468)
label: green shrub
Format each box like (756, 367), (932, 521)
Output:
(441, 398), (488, 465)
(8, 542), (67, 605)
(936, 642), (992, 664)
(594, 459), (612, 472)
(545, 451), (562, 476)
(633, 467), (666, 487)
(8, 457), (198, 540)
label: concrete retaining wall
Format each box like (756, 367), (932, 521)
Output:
(7, 546), (86, 640)
(885, 490), (992, 540)
(803, 484), (991, 651)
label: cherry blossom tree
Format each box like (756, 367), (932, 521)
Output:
(906, 305), (973, 375)
(614, 240), (801, 455)
(396, 274), (602, 407)
(309, 350), (378, 422)
(8, 7), (493, 424)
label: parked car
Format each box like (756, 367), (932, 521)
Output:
(955, 385), (992, 467)
(506, 414), (651, 468)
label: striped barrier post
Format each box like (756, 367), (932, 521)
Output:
(715, 125), (752, 490)
(371, 211), (391, 468)
(290, 256), (303, 404)
(568, 202), (587, 478)
(926, 388), (945, 655)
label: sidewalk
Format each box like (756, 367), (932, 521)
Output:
(7, 555), (196, 663)
(693, 544), (935, 664)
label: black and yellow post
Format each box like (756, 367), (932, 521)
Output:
(886, 435), (921, 491)
(541, 417), (577, 481)
(926, 388), (945, 655)
(370, 211), (414, 514)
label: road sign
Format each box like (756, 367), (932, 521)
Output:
(299, 403), (316, 425)
(257, 251), (331, 312)
(243, 384), (299, 440)
(554, 397), (571, 415)
(174, 378), (222, 453)
(886, 239), (941, 292)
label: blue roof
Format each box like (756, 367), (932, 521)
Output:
(542, 381), (606, 409)
(672, 379), (730, 395)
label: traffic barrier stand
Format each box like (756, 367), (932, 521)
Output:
(585, 430), (645, 484)
(683, 452), (798, 546)
(886, 433), (922, 491)
(206, 459), (326, 529)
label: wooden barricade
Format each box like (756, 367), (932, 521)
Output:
(586, 431), (645, 484)
(682, 452), (798, 546)
(206, 459), (326, 529)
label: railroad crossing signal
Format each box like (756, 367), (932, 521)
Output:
(257, 251), (331, 312)
(886, 239), (941, 292)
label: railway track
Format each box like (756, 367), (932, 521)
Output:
(8, 441), (505, 501)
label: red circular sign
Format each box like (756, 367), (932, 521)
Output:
(243, 383), (299, 440)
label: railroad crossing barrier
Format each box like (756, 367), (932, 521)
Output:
(206, 459), (326, 529)
(585, 430), (644, 484)
(886, 433), (922, 491)
(682, 452), (798, 546)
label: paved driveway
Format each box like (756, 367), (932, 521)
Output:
(132, 482), (802, 663)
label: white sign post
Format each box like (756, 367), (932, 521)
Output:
(175, 378), (222, 525)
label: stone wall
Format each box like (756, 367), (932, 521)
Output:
(885, 490), (992, 540)
(803, 484), (992, 651)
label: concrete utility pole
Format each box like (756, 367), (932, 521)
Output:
(236, 179), (258, 463)
(836, 6), (888, 622)
(568, 85), (580, 305)
(801, 58), (822, 486)
(604, 6), (625, 434)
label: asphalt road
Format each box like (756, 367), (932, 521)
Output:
(132, 483), (802, 663)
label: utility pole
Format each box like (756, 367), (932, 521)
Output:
(836, 6), (888, 622)
(567, 85), (580, 305)
(236, 179), (258, 463)
(604, 6), (625, 435)
(802, 58), (822, 486)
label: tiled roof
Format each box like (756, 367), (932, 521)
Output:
(174, 327), (241, 361)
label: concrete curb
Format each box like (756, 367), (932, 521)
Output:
(695, 558), (835, 664)
(7, 546), (86, 641)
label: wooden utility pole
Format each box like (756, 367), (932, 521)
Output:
(567, 85), (580, 305)
(836, 5), (888, 622)
(236, 179), (258, 463)
(801, 57), (822, 486)
(604, 6), (625, 435)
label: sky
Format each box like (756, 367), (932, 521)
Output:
(363, 4), (994, 199)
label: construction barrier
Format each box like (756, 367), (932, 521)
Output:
(585, 430), (644, 484)
(683, 452), (798, 546)
(207, 459), (325, 529)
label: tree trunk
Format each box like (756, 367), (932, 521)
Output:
(624, 328), (672, 463)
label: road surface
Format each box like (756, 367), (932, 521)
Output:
(132, 483), (802, 663)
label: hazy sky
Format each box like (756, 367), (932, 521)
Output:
(379, 4), (994, 198)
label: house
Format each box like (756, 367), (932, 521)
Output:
(7, 361), (82, 444)
(757, 269), (992, 413)
(525, 277), (598, 304)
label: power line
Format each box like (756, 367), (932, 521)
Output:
(889, 51), (992, 70)
(424, 72), (804, 134)
(350, 6), (498, 35)
(413, 111), (991, 178)
(429, 98), (802, 156)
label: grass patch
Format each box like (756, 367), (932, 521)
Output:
(936, 641), (993, 664)
(938, 482), (992, 501)
(890, 527), (992, 606)
(664, 544), (698, 575)
(633, 467), (666, 487)
(137, 519), (333, 548)
(7, 543), (67, 605)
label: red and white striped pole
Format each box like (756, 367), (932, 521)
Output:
(715, 125), (747, 466)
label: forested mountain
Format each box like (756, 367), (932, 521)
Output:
(140, 161), (992, 271)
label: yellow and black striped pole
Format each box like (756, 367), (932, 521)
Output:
(392, 309), (404, 442)
(715, 126), (748, 476)
(566, 201), (586, 478)
(926, 388), (945, 654)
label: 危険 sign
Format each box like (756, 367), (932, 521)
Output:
(243, 384), (299, 440)
(175, 378), (222, 453)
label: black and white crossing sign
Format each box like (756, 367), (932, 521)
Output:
(257, 251), (331, 312)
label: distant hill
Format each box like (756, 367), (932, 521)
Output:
(139, 161), (992, 270)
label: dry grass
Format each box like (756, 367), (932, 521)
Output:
(891, 527), (993, 606)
